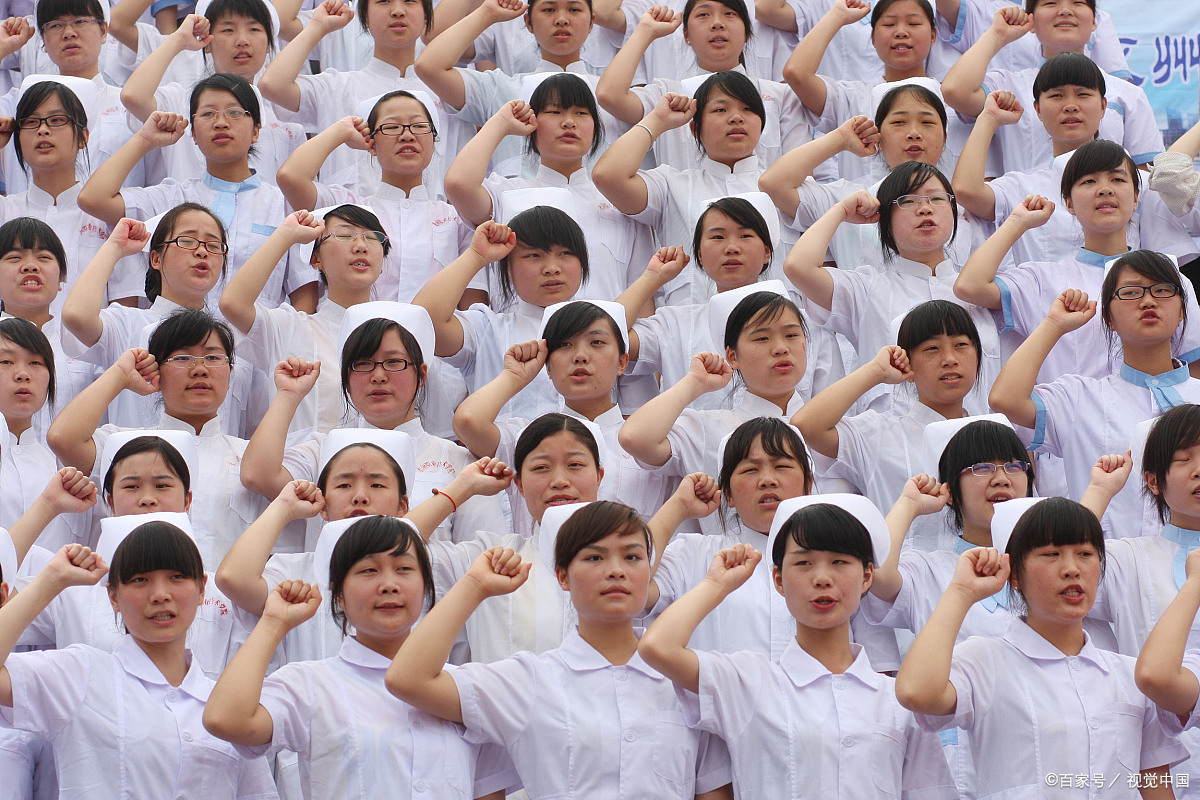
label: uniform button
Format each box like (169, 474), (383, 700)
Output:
(182, 732), (193, 742)
(1088, 718), (1100, 730)
(412, 720), (423, 730)
(1152, 379), (1160, 386)
(832, 676), (844, 690)
(623, 731), (636, 742)
(167, 691), (179, 702)
(1069, 659), (1081, 671)
(615, 669), (627, 681)
(414, 781), (427, 792)
(841, 735), (854, 747)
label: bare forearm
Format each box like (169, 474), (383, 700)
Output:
(595, 29), (654, 125)
(452, 372), (524, 457)
(791, 362), (882, 459)
(215, 504), (292, 617)
(895, 589), (971, 714)
(955, 217), (1023, 308)
(759, 132), (845, 221)
(276, 126), (345, 212)
(202, 616), (286, 745)
(121, 37), (184, 121)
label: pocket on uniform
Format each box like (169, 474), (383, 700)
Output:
(1103, 701), (1148, 776)
(868, 723), (906, 798)
(194, 738), (240, 796)
(651, 709), (693, 786)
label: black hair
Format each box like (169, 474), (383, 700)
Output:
(690, 71), (764, 154)
(513, 413), (600, 475)
(316, 442), (408, 498)
(1024, 0), (1094, 12)
(873, 83), (947, 133)
(718, 417), (812, 526)
(543, 301), (626, 358)
(877, 161), (958, 262)
(313, 206), (393, 278)
(527, 73), (603, 159)
(13, 81), (89, 174)
(103, 436), (192, 498)
(0, 318), (55, 407)
(1006, 497), (1105, 614)
(525, 0), (594, 22)
(683, 0), (752, 56)
(189, 72), (262, 128)
(723, 291), (807, 352)
(147, 308), (236, 369)
(108, 521), (204, 587)
(692, 196), (774, 273)
(870, 0), (934, 30)
(938, 420), (1035, 532)
(37, 0), (105, 30)
(498, 206), (589, 305)
(367, 90), (439, 142)
(328, 516), (433, 634)
(148, 202), (228, 302)
(896, 299), (983, 376)
(204, 0), (276, 53)
(357, 0), (432, 34)
(339, 318), (426, 418)
(1060, 139), (1140, 202)
(1033, 52), (1106, 101)
(1100, 250), (1187, 341)
(0, 217), (67, 281)
(771, 504), (875, 570)
(553, 500), (650, 571)
(1142, 404), (1200, 523)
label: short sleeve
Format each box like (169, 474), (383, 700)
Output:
(628, 315), (665, 376)
(457, 68), (519, 124)
(121, 181), (187, 222)
(630, 166), (670, 228)
(444, 306), (488, 374)
(1111, 84), (1164, 165)
(449, 654), (540, 746)
(255, 663), (318, 757)
(992, 264), (1051, 338)
(1028, 375), (1091, 456)
(0, 646), (93, 738)
(914, 637), (996, 734)
(823, 265), (875, 344)
(692, 649), (771, 740)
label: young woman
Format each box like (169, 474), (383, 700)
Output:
(0, 532), (278, 798)
(596, 1), (808, 173)
(258, 0), (468, 193)
(119, 4), (306, 186)
(276, 90), (477, 306)
(896, 497), (1185, 799)
(955, 141), (1200, 384)
(203, 515), (516, 800)
(452, 299), (671, 535)
(759, 85), (984, 268)
(220, 205), (388, 438)
(238, 306), (503, 544)
(444, 75), (652, 306)
(592, 75), (774, 306)
(784, 161), (1000, 412)
(941, 0), (1160, 175)
(78, 74), (319, 311)
(0, 80), (141, 312)
(989, 251), (1200, 539)
(639, 496), (956, 799)
(618, 286), (810, 534)
(386, 500), (735, 799)
(795, 300), (983, 519)
(47, 310), (268, 570)
(950, 61), (1194, 268)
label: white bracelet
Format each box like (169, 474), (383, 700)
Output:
(634, 123), (656, 140)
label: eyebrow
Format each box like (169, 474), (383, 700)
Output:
(119, 473), (178, 483)
(332, 471), (392, 480)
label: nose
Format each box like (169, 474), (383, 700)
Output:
(758, 469), (779, 488)
(1061, 554), (1082, 577)
(988, 467), (1013, 487)
(941, 347), (958, 367)
(549, 465), (571, 488)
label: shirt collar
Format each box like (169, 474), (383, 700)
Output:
(558, 400), (622, 429)
(113, 635), (212, 700)
(1076, 247), (1128, 269)
(889, 255), (957, 278)
(202, 171), (261, 194)
(339, 635), (392, 670)
(26, 181), (80, 209)
(149, 296), (186, 316)
(1051, 147), (1079, 174)
(393, 417), (426, 437)
(738, 390), (803, 418)
(1004, 617), (1109, 672)
(514, 298), (545, 321)
(366, 58), (413, 79)
(1119, 361), (1190, 391)
(317, 300), (349, 324)
(778, 640), (881, 691)
(158, 412), (223, 437)
(374, 182), (431, 202)
(534, 58), (589, 74)
(556, 626), (661, 678)
(700, 153), (761, 177)
(534, 164), (591, 187)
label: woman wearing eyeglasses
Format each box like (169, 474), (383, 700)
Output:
(47, 308), (269, 568)
(785, 160), (1001, 414)
(78, 72), (320, 314)
(276, 90), (481, 308)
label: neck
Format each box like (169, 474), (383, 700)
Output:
(1052, 137), (1089, 158)
(1122, 339), (1175, 376)
(372, 42), (416, 71)
(1026, 614), (1086, 656)
(1169, 510), (1200, 532)
(883, 64), (926, 82)
(33, 167), (79, 199)
(206, 162), (253, 183)
(750, 386), (795, 414)
(353, 629), (408, 660)
(920, 396), (966, 421)
(1082, 229), (1129, 257)
(712, 151), (749, 170)
(4, 305), (53, 328)
(697, 54), (740, 73)
(565, 394), (615, 421)
(541, 156), (584, 178)
(327, 285), (373, 309)
(382, 170), (423, 195)
(4, 414), (30, 439)
(961, 521), (992, 547)
(576, 618), (640, 664)
(135, 636), (190, 686)
(62, 64), (99, 79)
(1041, 41), (1086, 59)
(365, 407), (416, 431)
(793, 620), (857, 674)
(167, 410), (217, 435)
(898, 247), (944, 272)
(160, 289), (206, 311)
(540, 49), (582, 69)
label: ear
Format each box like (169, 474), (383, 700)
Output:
(555, 564), (570, 592)
(1100, 96), (1108, 115)
(1145, 471), (1161, 497)
(616, 352), (629, 376)
(198, 572), (208, 605)
(418, 362), (429, 389)
(1064, 193), (1076, 217)
(184, 490), (193, 512)
(860, 563), (874, 595)
(251, 123), (261, 146)
(513, 473), (523, 497)
(0, 581), (9, 607)
(80, 128), (90, 150)
(108, 584), (120, 614)
(149, 247), (164, 274)
(724, 345), (739, 371)
(398, 496), (410, 516)
(596, 465), (605, 485)
(772, 564), (785, 597)
(1033, 100), (1042, 122)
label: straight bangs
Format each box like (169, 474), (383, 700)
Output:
(109, 522), (204, 586)
(1060, 139), (1139, 201)
(1142, 404), (1200, 523)
(553, 501), (650, 571)
(724, 293), (806, 352)
(896, 300), (983, 372)
(1033, 52), (1105, 99)
(0, 218), (67, 281)
(328, 516), (434, 634)
(543, 301), (625, 357)
(528, 74), (603, 158)
(771, 505), (874, 570)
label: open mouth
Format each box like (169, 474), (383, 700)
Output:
(148, 611), (177, 625)
(917, 219), (937, 229)
(20, 277), (42, 287)
(987, 492), (1012, 504)
(758, 492), (780, 508)
(939, 372), (962, 385)
(811, 596), (837, 609)
(1060, 585), (1086, 603)
(546, 494), (577, 506)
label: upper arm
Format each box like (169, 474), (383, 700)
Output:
(0, 665), (11, 707)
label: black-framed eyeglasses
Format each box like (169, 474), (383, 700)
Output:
(1113, 283), (1180, 301)
(892, 191), (954, 210)
(162, 236), (229, 255)
(162, 354), (231, 368)
(348, 358), (413, 373)
(17, 115), (73, 130)
(959, 461), (1031, 477)
(41, 17), (103, 35)
(371, 122), (434, 137)
(318, 230), (388, 246)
